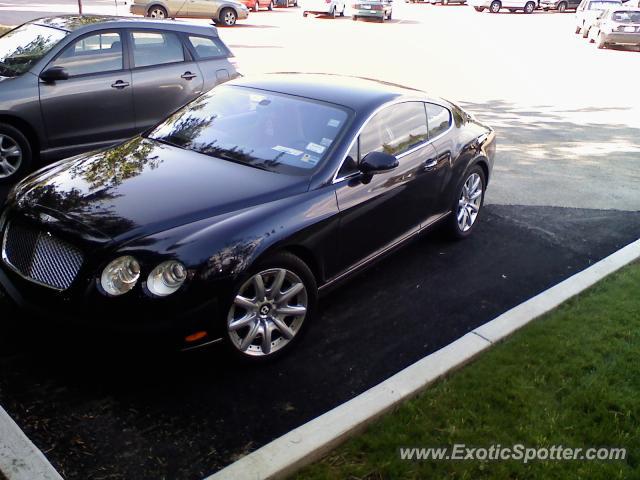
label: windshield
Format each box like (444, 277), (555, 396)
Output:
(611, 10), (640, 22)
(587, 1), (621, 10)
(0, 24), (68, 77)
(149, 85), (351, 176)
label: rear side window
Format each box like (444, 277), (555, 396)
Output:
(52, 31), (122, 76)
(360, 102), (429, 158)
(187, 35), (228, 59)
(131, 31), (185, 68)
(425, 103), (451, 138)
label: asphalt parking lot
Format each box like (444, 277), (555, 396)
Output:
(0, 2), (639, 479)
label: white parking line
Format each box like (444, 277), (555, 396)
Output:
(0, 406), (63, 480)
(207, 237), (640, 480)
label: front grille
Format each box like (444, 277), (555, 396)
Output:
(2, 222), (84, 290)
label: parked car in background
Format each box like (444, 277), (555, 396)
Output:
(353, 0), (393, 20)
(575, 0), (622, 36)
(469, 0), (537, 12)
(130, 0), (250, 26)
(587, 7), (640, 47)
(302, 0), (347, 16)
(240, 0), (275, 11)
(429, 0), (467, 5)
(540, 0), (579, 11)
(0, 16), (239, 183)
(0, 73), (495, 360)
(276, 0), (300, 6)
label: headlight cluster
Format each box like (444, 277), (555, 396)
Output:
(100, 256), (186, 297)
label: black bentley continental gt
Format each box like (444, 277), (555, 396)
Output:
(0, 74), (495, 360)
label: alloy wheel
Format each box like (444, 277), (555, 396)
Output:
(224, 9), (237, 25)
(456, 172), (483, 232)
(227, 268), (308, 356)
(149, 7), (166, 18)
(0, 134), (22, 179)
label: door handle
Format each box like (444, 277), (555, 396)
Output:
(423, 158), (438, 171)
(181, 71), (197, 80)
(111, 80), (130, 89)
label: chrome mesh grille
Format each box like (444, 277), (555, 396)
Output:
(2, 222), (84, 290)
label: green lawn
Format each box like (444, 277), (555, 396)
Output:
(296, 262), (640, 480)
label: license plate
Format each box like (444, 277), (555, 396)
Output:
(623, 26), (636, 32)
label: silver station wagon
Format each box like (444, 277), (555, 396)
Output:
(0, 16), (239, 182)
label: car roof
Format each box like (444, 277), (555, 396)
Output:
(227, 73), (428, 112)
(27, 15), (219, 36)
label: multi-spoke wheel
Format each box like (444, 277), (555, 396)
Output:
(219, 7), (238, 25)
(0, 123), (31, 183)
(226, 253), (316, 360)
(147, 5), (167, 18)
(447, 165), (486, 238)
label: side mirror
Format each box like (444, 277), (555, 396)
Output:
(360, 151), (398, 175)
(39, 66), (69, 83)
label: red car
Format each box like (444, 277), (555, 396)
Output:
(240, 0), (274, 11)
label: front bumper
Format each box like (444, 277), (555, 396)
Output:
(0, 262), (226, 351)
(237, 8), (250, 19)
(602, 32), (640, 45)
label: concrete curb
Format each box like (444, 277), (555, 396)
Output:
(0, 406), (63, 480)
(207, 237), (640, 480)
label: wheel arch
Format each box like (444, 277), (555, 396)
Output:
(0, 114), (40, 159)
(146, 2), (169, 15)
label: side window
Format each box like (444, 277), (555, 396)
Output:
(51, 32), (122, 76)
(360, 102), (429, 158)
(187, 35), (228, 59)
(131, 31), (185, 68)
(425, 103), (451, 138)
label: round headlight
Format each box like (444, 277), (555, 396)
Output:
(100, 256), (140, 296)
(147, 260), (187, 297)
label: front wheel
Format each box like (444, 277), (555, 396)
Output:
(524, 1), (535, 13)
(147, 5), (167, 18)
(340, 5), (346, 15)
(0, 123), (32, 184)
(268, 0), (274, 10)
(253, 1), (260, 11)
(329, 5), (336, 16)
(489, 1), (501, 13)
(447, 166), (486, 239)
(225, 252), (317, 361)
(557, 1), (567, 11)
(220, 7), (237, 25)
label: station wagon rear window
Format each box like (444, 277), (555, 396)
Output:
(0, 24), (68, 77)
(149, 85), (351, 176)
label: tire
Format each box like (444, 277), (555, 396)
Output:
(575, 25), (581, 33)
(447, 165), (486, 239)
(220, 7), (237, 25)
(352, 14), (358, 19)
(388, 8), (392, 18)
(557, 1), (567, 11)
(597, 32), (607, 48)
(268, 0), (274, 10)
(147, 5), (167, 18)
(224, 252), (317, 361)
(489, 0), (501, 13)
(474, 5), (485, 10)
(340, 5), (346, 15)
(303, 10), (308, 15)
(329, 5), (336, 16)
(524, 1), (535, 13)
(253, 1), (260, 11)
(582, 26), (589, 38)
(0, 123), (32, 184)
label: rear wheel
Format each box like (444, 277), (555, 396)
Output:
(489, 1), (501, 13)
(582, 26), (590, 38)
(253, 1), (260, 11)
(575, 24), (581, 33)
(340, 4), (346, 15)
(330, 5), (336, 16)
(524, 1), (535, 13)
(0, 123), (32, 184)
(447, 166), (486, 239)
(225, 252), (317, 361)
(387, 8), (392, 18)
(147, 5), (167, 18)
(557, 1), (567, 11)
(268, 0), (274, 10)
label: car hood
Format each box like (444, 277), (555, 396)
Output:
(15, 137), (310, 243)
